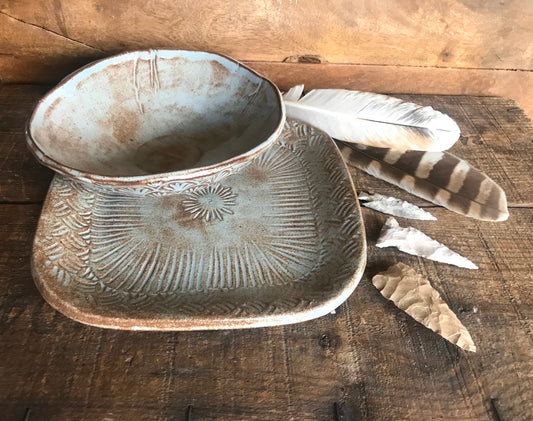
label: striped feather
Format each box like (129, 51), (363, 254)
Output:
(338, 142), (508, 221)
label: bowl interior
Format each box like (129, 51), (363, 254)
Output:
(29, 51), (282, 177)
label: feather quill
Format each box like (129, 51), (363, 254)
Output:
(283, 84), (304, 102)
(283, 85), (460, 151)
(339, 142), (508, 221)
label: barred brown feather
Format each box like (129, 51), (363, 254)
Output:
(338, 142), (508, 221)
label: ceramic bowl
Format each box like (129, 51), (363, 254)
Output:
(26, 50), (285, 194)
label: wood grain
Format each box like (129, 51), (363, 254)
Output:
(0, 85), (54, 203)
(1, 0), (532, 69)
(3, 59), (533, 118)
(1, 87), (533, 420)
(2, 1), (533, 117)
(252, 62), (533, 120)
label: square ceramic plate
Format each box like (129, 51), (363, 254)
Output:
(32, 120), (366, 330)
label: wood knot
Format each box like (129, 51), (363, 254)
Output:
(283, 55), (326, 64)
(459, 135), (483, 146)
(319, 333), (341, 350)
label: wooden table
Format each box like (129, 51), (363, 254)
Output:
(1, 85), (532, 421)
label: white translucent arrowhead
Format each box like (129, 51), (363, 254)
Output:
(376, 217), (478, 269)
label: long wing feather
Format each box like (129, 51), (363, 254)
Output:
(338, 142), (508, 221)
(283, 86), (460, 151)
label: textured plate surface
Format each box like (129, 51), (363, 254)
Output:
(32, 120), (366, 330)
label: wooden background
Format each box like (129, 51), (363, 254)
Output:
(1, 87), (533, 420)
(1, 0), (533, 116)
(2, 2), (533, 420)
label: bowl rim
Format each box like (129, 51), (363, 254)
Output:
(25, 49), (286, 187)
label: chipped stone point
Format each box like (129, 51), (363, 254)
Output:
(358, 191), (437, 220)
(372, 262), (477, 352)
(376, 217), (478, 269)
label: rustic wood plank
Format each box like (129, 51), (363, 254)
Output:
(0, 84), (49, 103)
(0, 84), (48, 133)
(1, 87), (532, 420)
(1, 0), (532, 70)
(357, 207), (533, 421)
(0, 131), (53, 203)
(1, 204), (532, 420)
(0, 85), (54, 202)
(250, 61), (533, 120)
(2, 2), (533, 117)
(4, 59), (533, 120)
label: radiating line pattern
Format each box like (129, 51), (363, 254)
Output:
(182, 185), (237, 221)
(89, 139), (320, 294)
(33, 120), (365, 322)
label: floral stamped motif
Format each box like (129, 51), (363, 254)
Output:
(182, 184), (238, 221)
